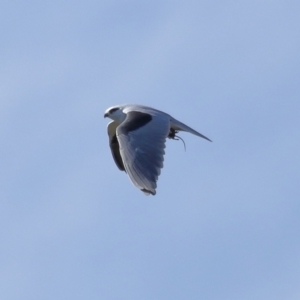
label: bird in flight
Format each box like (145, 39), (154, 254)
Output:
(104, 104), (211, 195)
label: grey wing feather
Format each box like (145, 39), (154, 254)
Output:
(117, 111), (170, 195)
(170, 117), (212, 142)
(107, 121), (125, 171)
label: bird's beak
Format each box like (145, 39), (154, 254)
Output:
(104, 113), (108, 118)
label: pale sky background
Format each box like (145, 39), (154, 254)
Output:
(1, 1), (300, 299)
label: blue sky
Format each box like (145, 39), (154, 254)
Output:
(1, 1), (300, 299)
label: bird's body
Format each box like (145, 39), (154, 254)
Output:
(104, 104), (211, 195)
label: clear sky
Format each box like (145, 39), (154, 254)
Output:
(1, 1), (300, 299)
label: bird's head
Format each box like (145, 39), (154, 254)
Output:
(104, 105), (127, 123)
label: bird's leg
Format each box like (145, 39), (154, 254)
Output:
(168, 128), (186, 151)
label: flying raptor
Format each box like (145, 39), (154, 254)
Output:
(104, 104), (211, 195)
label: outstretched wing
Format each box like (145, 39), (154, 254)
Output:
(117, 111), (170, 195)
(107, 121), (125, 171)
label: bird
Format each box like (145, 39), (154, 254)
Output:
(104, 104), (211, 195)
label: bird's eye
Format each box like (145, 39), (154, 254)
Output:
(109, 108), (118, 114)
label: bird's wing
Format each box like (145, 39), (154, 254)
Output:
(124, 105), (212, 142)
(170, 117), (212, 141)
(117, 111), (170, 195)
(107, 121), (125, 171)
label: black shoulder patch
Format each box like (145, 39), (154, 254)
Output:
(120, 111), (152, 133)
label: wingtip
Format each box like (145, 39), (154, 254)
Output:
(198, 134), (212, 142)
(141, 188), (156, 196)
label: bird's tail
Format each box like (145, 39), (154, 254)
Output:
(170, 117), (212, 142)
